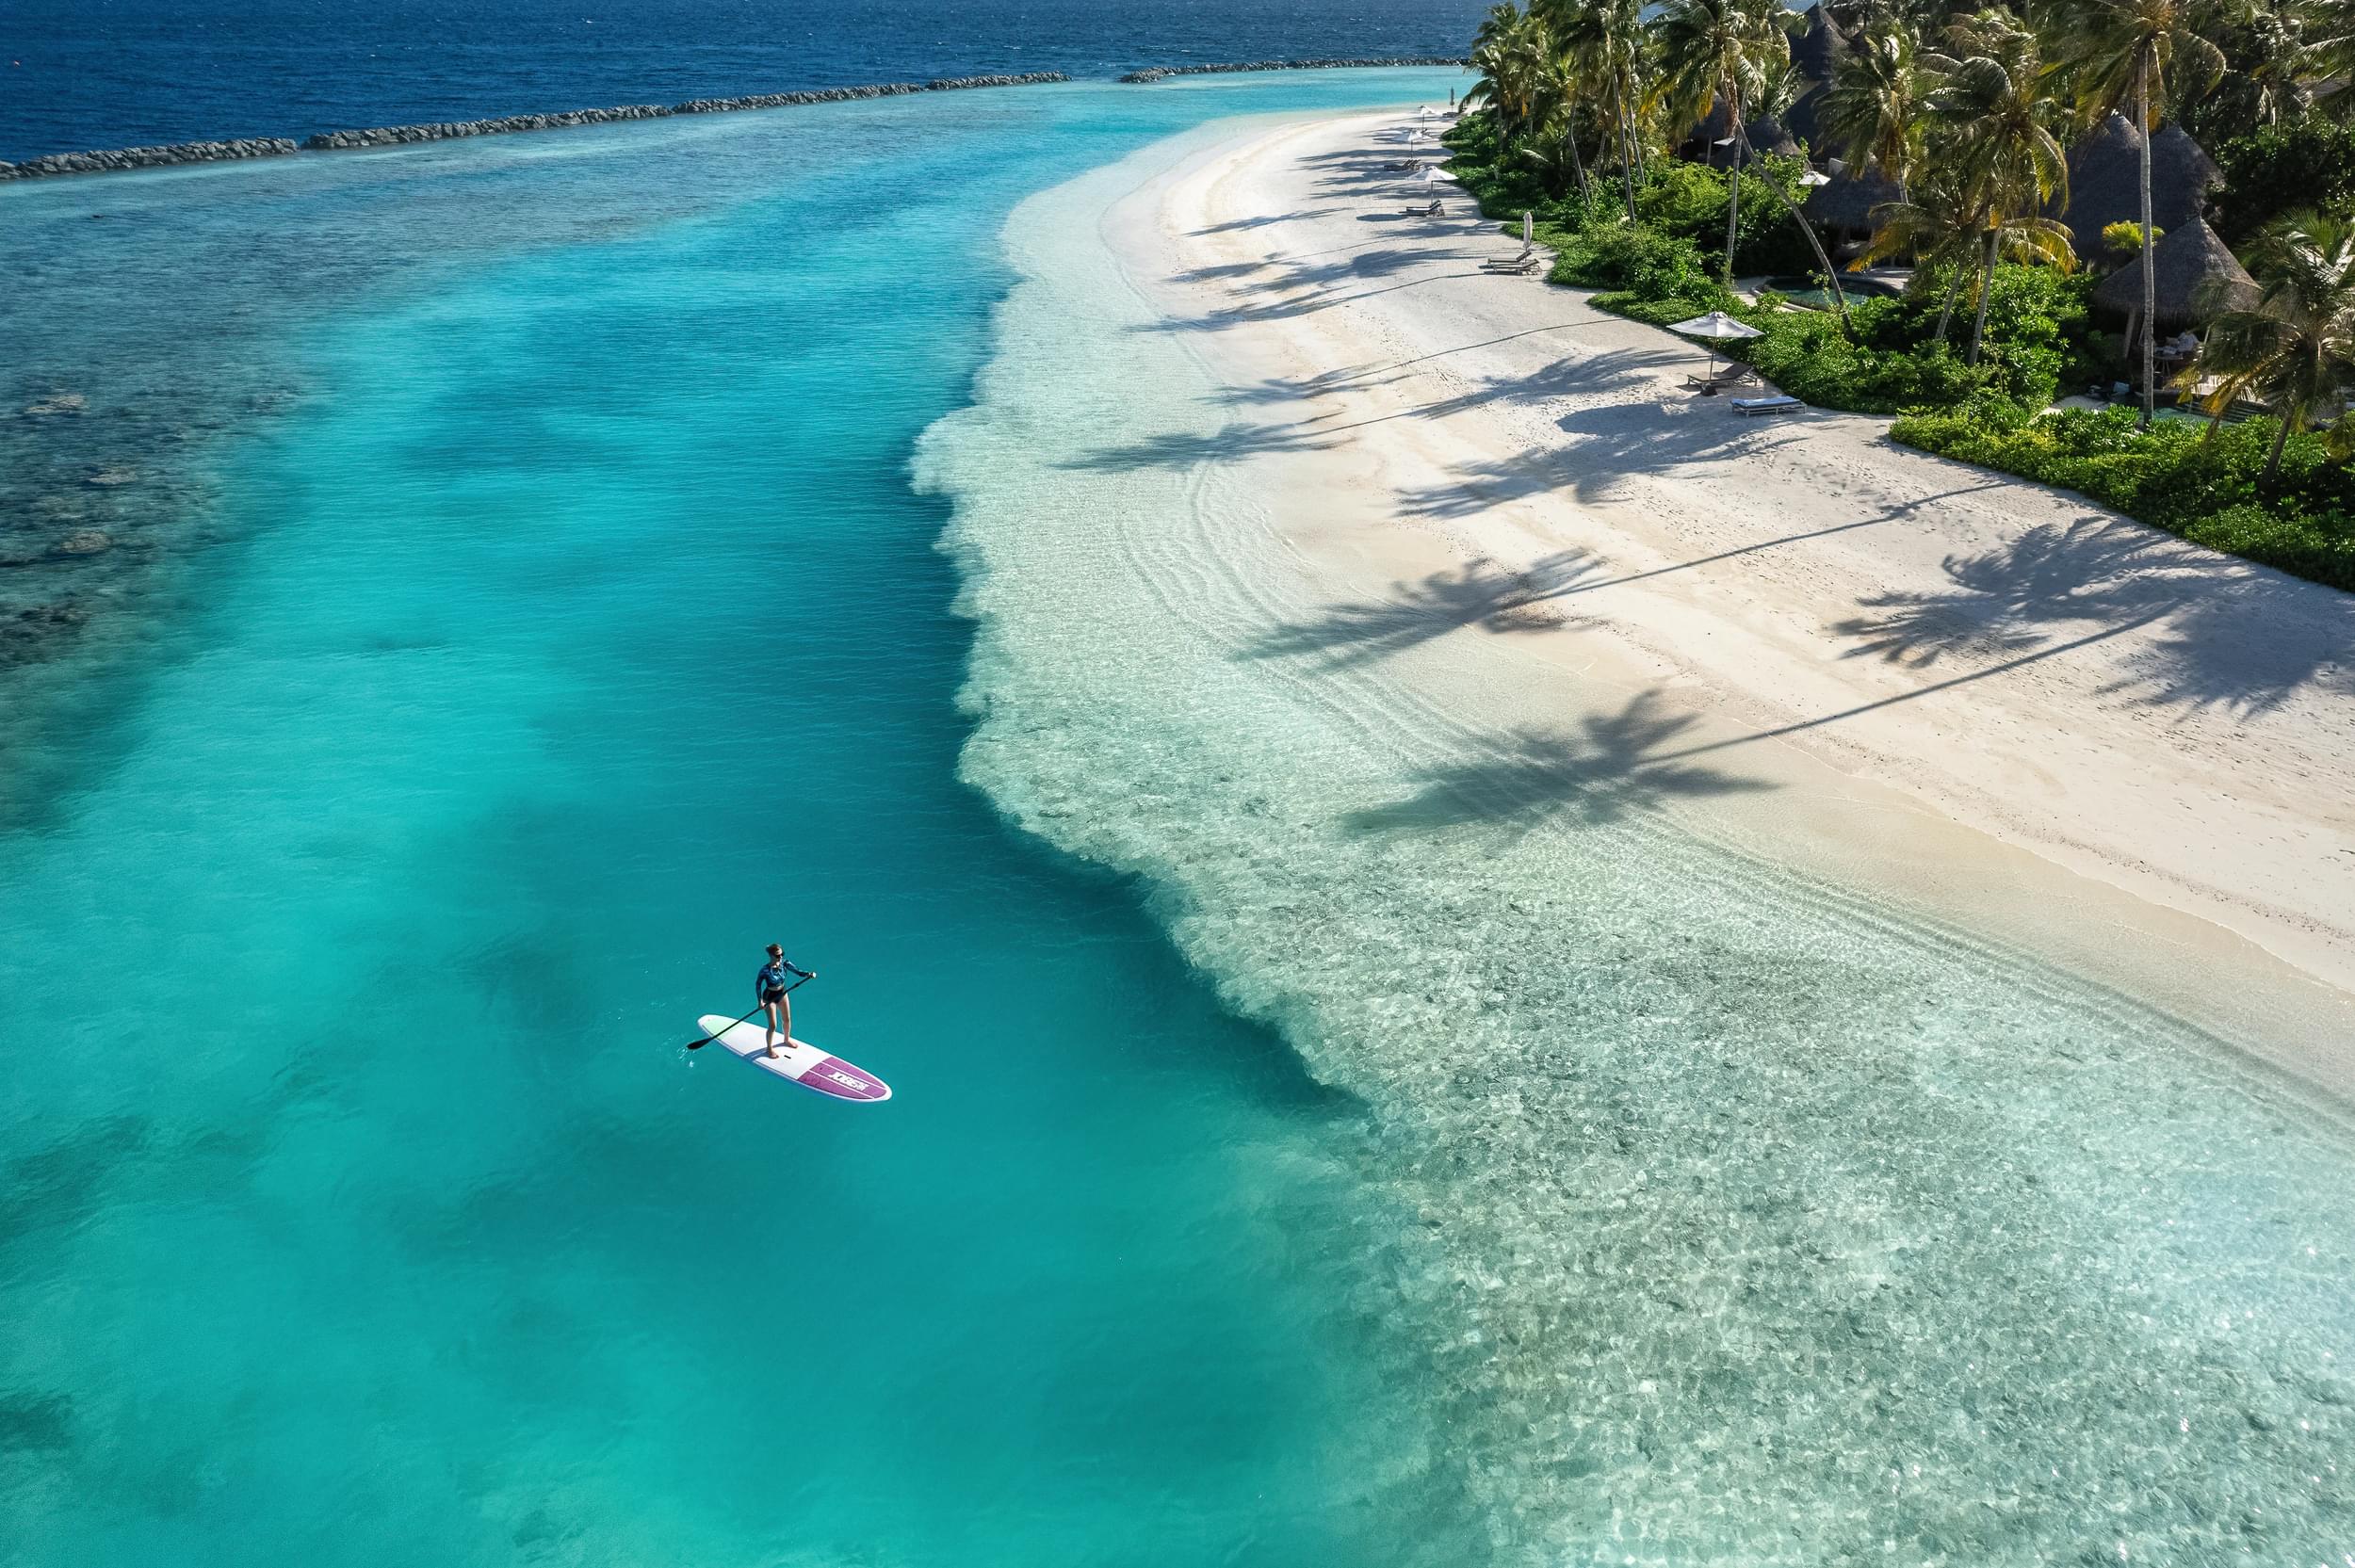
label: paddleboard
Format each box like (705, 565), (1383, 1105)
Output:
(696, 1015), (892, 1104)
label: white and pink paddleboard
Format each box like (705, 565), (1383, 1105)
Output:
(696, 1015), (893, 1104)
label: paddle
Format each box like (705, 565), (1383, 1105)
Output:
(686, 971), (814, 1051)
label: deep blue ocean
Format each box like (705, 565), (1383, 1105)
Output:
(4, 0), (1484, 160)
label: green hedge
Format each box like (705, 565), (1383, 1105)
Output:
(1444, 116), (1816, 275)
(1892, 407), (2355, 590)
(1446, 112), (2090, 415)
(1581, 261), (2087, 414)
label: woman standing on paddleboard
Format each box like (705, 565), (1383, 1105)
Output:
(755, 944), (813, 1059)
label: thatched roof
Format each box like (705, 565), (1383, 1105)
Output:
(1685, 101), (1735, 163)
(1804, 158), (1901, 231)
(1745, 113), (1801, 160)
(2091, 216), (2258, 327)
(2055, 111), (2144, 258)
(2055, 114), (2221, 261)
(1785, 4), (1846, 149)
(1790, 4), (1845, 86)
(2148, 122), (2220, 227)
(1686, 105), (1795, 167)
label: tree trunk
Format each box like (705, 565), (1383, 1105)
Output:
(1566, 115), (1591, 205)
(1738, 126), (1853, 335)
(1967, 227), (1998, 364)
(1935, 265), (1965, 344)
(2264, 408), (2291, 480)
(1722, 88), (1743, 286)
(1614, 74), (1638, 221)
(2137, 61), (2157, 428)
(1629, 67), (1648, 182)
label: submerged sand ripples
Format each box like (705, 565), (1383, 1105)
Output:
(918, 141), (2355, 1564)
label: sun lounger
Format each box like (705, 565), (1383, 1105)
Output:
(1403, 199), (1445, 217)
(1483, 251), (1541, 274)
(1730, 394), (1801, 416)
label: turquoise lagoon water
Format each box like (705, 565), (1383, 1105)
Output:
(0, 75), (1490, 1567)
(4, 73), (2355, 1567)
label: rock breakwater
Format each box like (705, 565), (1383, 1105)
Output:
(303, 105), (676, 150)
(674, 73), (1064, 113)
(0, 73), (1069, 180)
(1118, 57), (1465, 85)
(0, 138), (299, 180)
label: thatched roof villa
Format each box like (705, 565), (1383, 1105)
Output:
(2090, 215), (2259, 326)
(1746, 113), (1803, 160)
(1784, 4), (1847, 150)
(2052, 113), (2222, 263)
(1685, 7), (1843, 167)
(1804, 156), (1901, 241)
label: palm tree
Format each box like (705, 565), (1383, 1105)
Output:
(1466, 4), (1552, 150)
(1654, 0), (1793, 284)
(2185, 210), (2355, 478)
(1548, 0), (1652, 219)
(1820, 21), (1938, 201)
(2236, 0), (2329, 127)
(1933, 11), (2075, 362)
(1856, 173), (1990, 341)
(2054, 0), (2227, 426)
(1519, 44), (1600, 202)
(1732, 58), (1862, 331)
(2296, 0), (2355, 114)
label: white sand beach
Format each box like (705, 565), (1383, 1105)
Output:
(915, 104), (2355, 1553)
(1106, 108), (2355, 1096)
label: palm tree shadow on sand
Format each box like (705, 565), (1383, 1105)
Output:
(1244, 550), (1607, 667)
(1834, 517), (2195, 666)
(1832, 515), (2355, 715)
(1341, 691), (1775, 835)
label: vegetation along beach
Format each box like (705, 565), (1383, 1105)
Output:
(4, 0), (2354, 1562)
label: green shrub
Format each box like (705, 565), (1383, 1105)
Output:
(1562, 224), (1728, 299)
(1582, 269), (2073, 416)
(1588, 289), (1733, 328)
(1625, 156), (1819, 276)
(1891, 407), (2355, 590)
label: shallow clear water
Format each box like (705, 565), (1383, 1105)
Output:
(1, 74), (1493, 1567)
(6, 69), (2355, 1568)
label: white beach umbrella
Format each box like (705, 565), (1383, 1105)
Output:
(1523, 210), (1535, 246)
(1667, 310), (1763, 379)
(1418, 166), (1458, 186)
